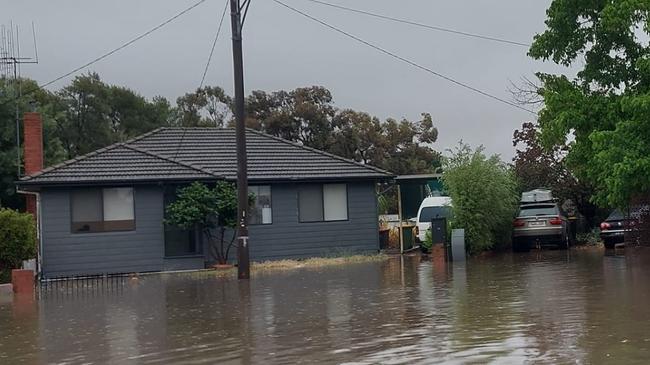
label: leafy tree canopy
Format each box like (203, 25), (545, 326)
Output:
(530, 1), (650, 207)
(442, 143), (519, 253)
(513, 121), (599, 225)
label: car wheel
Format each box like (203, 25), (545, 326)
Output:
(603, 239), (616, 249)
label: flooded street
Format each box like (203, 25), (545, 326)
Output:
(2, 249), (650, 364)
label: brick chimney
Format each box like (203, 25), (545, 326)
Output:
(23, 112), (43, 217)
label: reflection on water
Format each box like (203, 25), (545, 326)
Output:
(2, 249), (650, 364)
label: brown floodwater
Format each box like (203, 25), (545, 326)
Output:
(1, 249), (650, 364)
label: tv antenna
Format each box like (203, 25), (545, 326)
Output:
(0, 22), (39, 177)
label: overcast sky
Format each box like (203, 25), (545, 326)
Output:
(5, 0), (574, 159)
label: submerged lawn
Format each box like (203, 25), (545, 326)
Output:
(199, 254), (390, 277)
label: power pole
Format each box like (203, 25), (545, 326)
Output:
(230, 0), (251, 279)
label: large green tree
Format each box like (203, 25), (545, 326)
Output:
(54, 73), (174, 157)
(530, 1), (650, 207)
(0, 77), (66, 209)
(244, 86), (441, 174)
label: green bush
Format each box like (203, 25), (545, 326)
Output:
(0, 209), (37, 283)
(576, 228), (602, 246)
(442, 143), (519, 254)
(422, 229), (433, 251)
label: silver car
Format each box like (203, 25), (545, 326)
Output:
(512, 203), (570, 251)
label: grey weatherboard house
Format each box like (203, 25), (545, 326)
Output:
(17, 128), (392, 278)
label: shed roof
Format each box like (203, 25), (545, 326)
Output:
(18, 128), (393, 186)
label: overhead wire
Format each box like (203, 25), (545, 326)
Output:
(199, 0), (230, 89)
(300, 0), (531, 47)
(272, 0), (536, 115)
(173, 0), (231, 175)
(1, 0), (208, 107)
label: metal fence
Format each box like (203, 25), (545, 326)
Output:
(38, 273), (131, 299)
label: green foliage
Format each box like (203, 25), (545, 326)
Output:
(165, 181), (250, 264)
(512, 121), (600, 225)
(0, 77), (67, 209)
(576, 228), (602, 246)
(56, 73), (175, 157)
(422, 229), (433, 251)
(442, 143), (519, 254)
(175, 86), (232, 127)
(165, 182), (223, 231)
(0, 209), (37, 280)
(245, 86), (441, 175)
(530, 1), (650, 208)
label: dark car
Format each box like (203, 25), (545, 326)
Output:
(599, 207), (648, 248)
(600, 210), (630, 249)
(513, 202), (570, 251)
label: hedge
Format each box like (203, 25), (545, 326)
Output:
(0, 208), (37, 283)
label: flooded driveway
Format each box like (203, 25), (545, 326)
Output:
(2, 249), (650, 364)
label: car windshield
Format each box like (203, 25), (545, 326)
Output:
(419, 206), (452, 222)
(518, 205), (557, 217)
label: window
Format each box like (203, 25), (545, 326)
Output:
(518, 205), (558, 217)
(249, 185), (272, 225)
(164, 187), (201, 257)
(71, 188), (135, 233)
(299, 184), (348, 222)
(418, 206), (453, 222)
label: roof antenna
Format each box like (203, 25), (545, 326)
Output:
(0, 21), (39, 177)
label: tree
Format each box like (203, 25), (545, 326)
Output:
(529, 1), (650, 208)
(0, 77), (66, 209)
(165, 182), (241, 265)
(244, 86), (441, 175)
(245, 86), (337, 151)
(512, 121), (598, 222)
(176, 86), (233, 127)
(52, 73), (175, 158)
(442, 143), (519, 253)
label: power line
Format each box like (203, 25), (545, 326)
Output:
(1, 0), (207, 107)
(199, 0), (230, 89)
(300, 0), (531, 48)
(272, 0), (536, 115)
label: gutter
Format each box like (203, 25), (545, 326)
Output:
(17, 189), (43, 279)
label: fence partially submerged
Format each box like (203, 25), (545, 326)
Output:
(38, 273), (131, 299)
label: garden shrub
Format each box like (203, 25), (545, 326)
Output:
(442, 143), (519, 254)
(0, 208), (37, 283)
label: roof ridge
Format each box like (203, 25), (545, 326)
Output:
(245, 128), (394, 176)
(122, 144), (223, 178)
(21, 128), (170, 182)
(20, 142), (127, 181)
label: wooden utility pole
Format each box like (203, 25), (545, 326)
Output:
(229, 0), (251, 279)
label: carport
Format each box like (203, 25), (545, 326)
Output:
(395, 174), (444, 253)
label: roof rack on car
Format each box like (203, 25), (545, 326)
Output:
(520, 189), (556, 204)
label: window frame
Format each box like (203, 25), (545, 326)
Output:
(249, 185), (274, 226)
(298, 183), (349, 223)
(70, 187), (136, 234)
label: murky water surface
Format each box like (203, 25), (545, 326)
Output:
(2, 249), (650, 364)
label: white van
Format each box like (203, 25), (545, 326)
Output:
(415, 196), (453, 242)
